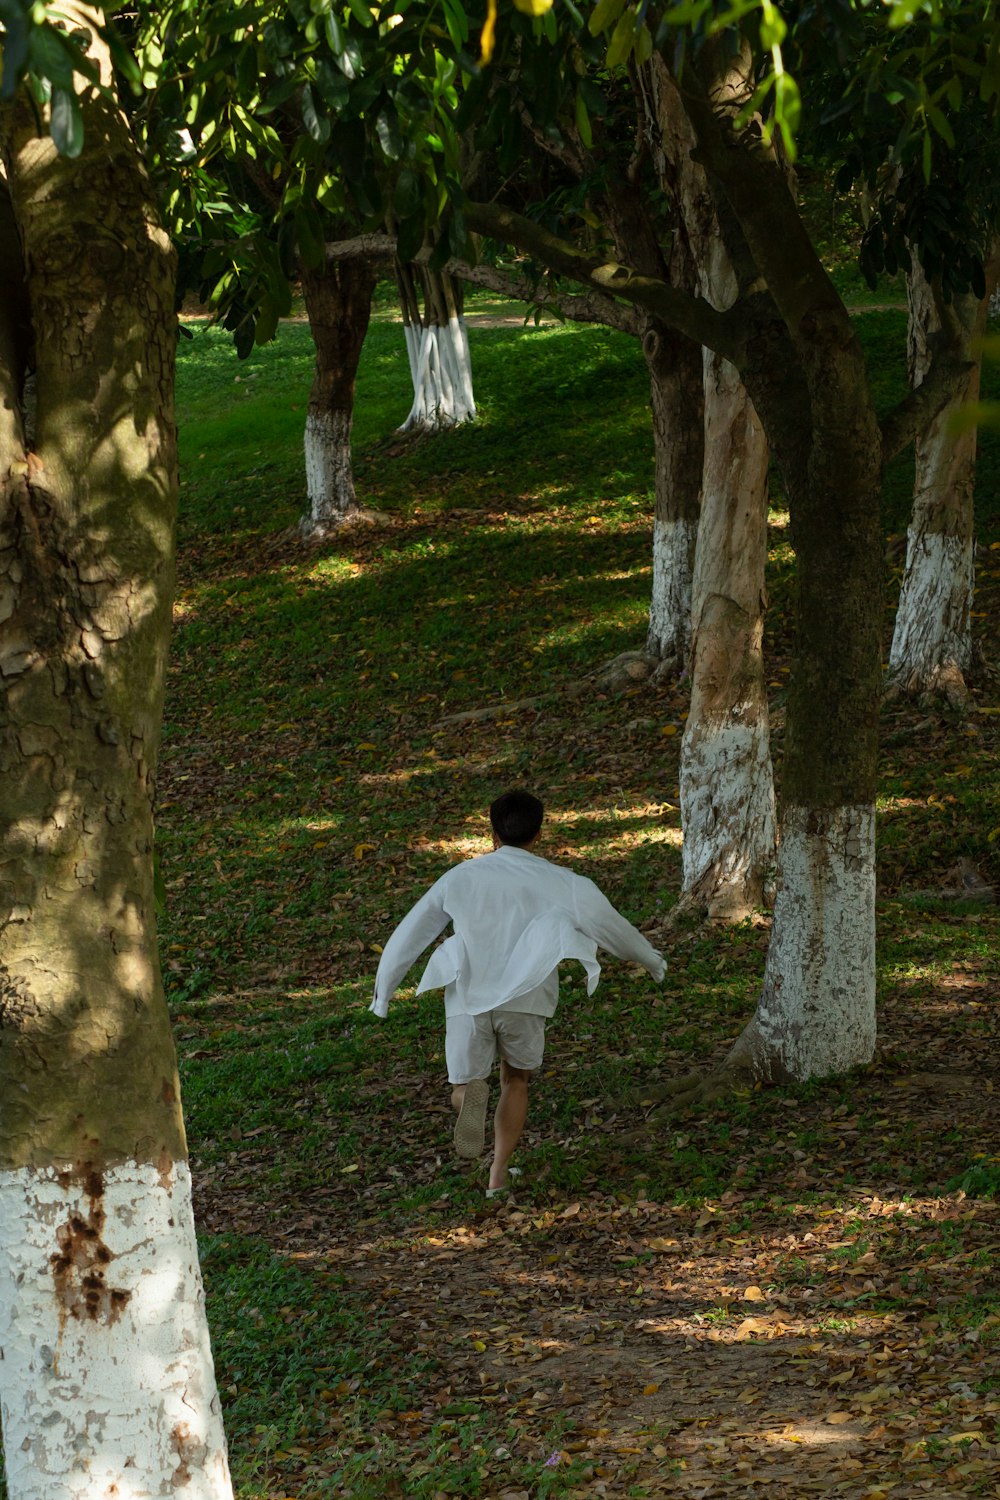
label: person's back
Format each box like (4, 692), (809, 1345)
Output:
(369, 790), (664, 1197)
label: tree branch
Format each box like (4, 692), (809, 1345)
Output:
(323, 232), (397, 265)
(444, 257), (644, 336)
(462, 198), (743, 360)
(880, 344), (975, 463)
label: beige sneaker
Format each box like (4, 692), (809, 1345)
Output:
(453, 1078), (489, 1158)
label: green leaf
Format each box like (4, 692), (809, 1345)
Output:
(255, 292), (279, 346)
(394, 166), (422, 218)
(301, 83), (331, 142)
(324, 9), (345, 51)
(346, 0), (375, 23)
(588, 0), (625, 37)
(605, 9), (635, 69)
(336, 37), (362, 79)
(50, 87), (84, 157)
(925, 103), (955, 148)
(759, 8), (786, 51)
(574, 87), (592, 150)
(375, 106), (402, 160)
(295, 205), (325, 267)
(28, 23), (78, 91)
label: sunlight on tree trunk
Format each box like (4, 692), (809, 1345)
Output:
(397, 263), (475, 433)
(0, 14), (232, 1497)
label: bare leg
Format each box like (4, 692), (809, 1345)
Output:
(489, 1061), (530, 1190)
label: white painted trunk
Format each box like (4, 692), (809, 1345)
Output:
(0, 1161), (232, 1500)
(678, 248), (775, 918)
(888, 251), (998, 703)
(889, 527), (974, 698)
(302, 408), (357, 533)
(680, 719), (775, 916)
(398, 317), (476, 433)
(647, 515), (697, 663)
(731, 805), (876, 1081)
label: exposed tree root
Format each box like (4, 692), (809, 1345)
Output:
(616, 1019), (797, 1135)
(431, 649), (664, 729)
(299, 506), (391, 542)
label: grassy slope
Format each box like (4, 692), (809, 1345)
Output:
(143, 295), (1000, 1497)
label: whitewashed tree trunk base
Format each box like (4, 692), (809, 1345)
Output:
(647, 515), (697, 672)
(300, 409), (359, 537)
(888, 528), (974, 707)
(725, 805), (876, 1083)
(398, 317), (476, 433)
(0, 1162), (232, 1500)
(679, 720), (775, 921)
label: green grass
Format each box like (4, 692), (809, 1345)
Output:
(5, 283), (1000, 1500)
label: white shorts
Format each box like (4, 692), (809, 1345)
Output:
(445, 1010), (546, 1084)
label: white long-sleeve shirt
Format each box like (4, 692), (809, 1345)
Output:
(371, 844), (665, 1019)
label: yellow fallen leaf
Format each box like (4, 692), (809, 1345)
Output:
(357, 741), (378, 750)
(473, 1340), (487, 1352)
(648, 1237), (678, 1252)
(742, 1285), (766, 1302)
(354, 842), (377, 859)
(826, 1411), (852, 1424)
(643, 1383), (659, 1396)
(340, 1164), (359, 1174)
(660, 723), (678, 736)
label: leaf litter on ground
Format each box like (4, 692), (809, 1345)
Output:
(153, 306), (1000, 1498)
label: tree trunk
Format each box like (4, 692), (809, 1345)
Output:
(299, 255), (378, 538)
(680, 336), (774, 919)
(887, 247), (1000, 705)
(650, 58), (776, 920)
(731, 341), (883, 1081)
(397, 263), (475, 433)
(681, 47), (884, 1080)
(0, 21), (232, 1500)
(643, 324), (702, 672)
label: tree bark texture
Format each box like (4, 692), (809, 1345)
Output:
(680, 336), (774, 919)
(649, 59), (775, 919)
(607, 64), (703, 671)
(888, 248), (1000, 705)
(397, 264), (475, 432)
(643, 325), (702, 671)
(682, 48), (883, 1077)
(0, 18), (232, 1497)
(299, 255), (377, 537)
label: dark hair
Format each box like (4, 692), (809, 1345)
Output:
(490, 790), (544, 847)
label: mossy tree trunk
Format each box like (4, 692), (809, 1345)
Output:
(299, 254), (378, 538)
(0, 15), (232, 1498)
